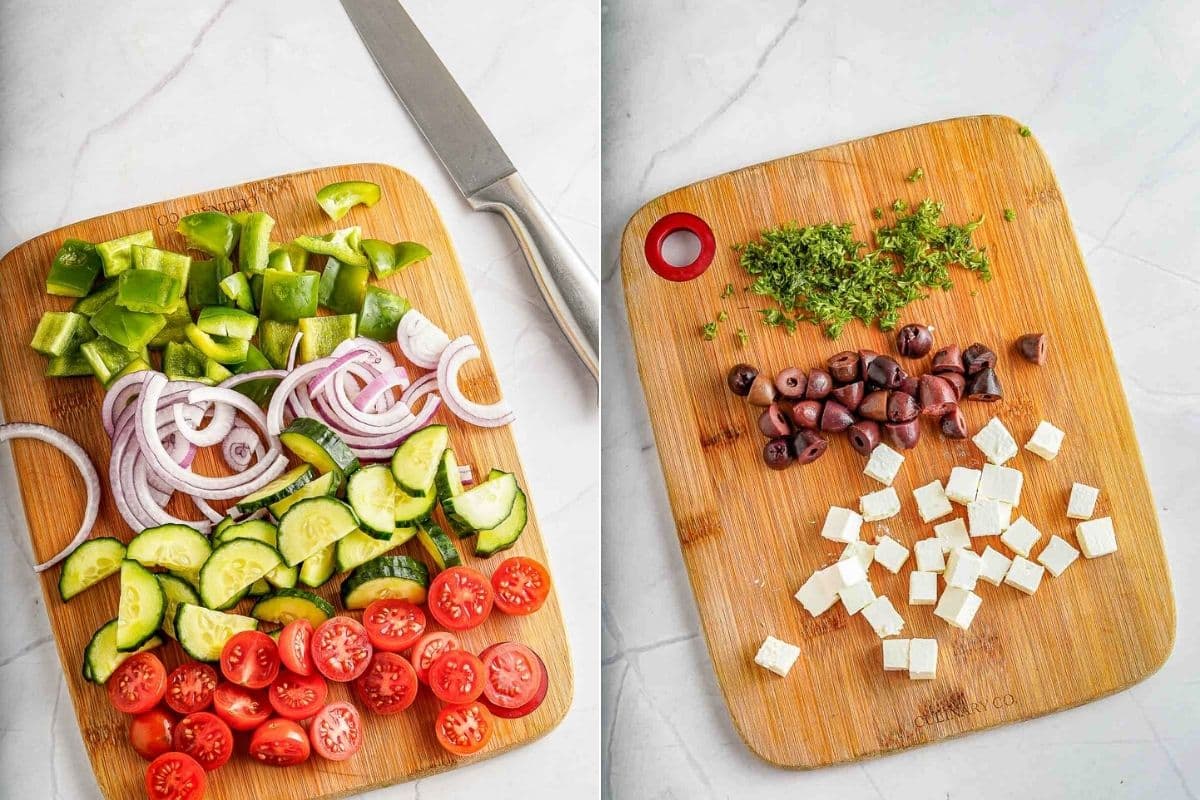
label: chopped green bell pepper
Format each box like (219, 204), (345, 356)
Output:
(219, 272), (256, 313)
(184, 323), (248, 364)
(107, 356), (153, 387)
(131, 245), (192, 288)
(187, 256), (233, 311)
(293, 227), (368, 268)
(163, 340), (209, 381)
(259, 320), (298, 369)
(96, 230), (155, 277)
(317, 259), (370, 314)
(177, 212), (240, 257)
(148, 299), (192, 348)
(361, 239), (431, 280)
(267, 242), (309, 273)
(298, 315), (357, 363)
(46, 239), (102, 297)
(232, 344), (279, 405)
(45, 348), (95, 377)
(357, 286), (411, 342)
(30, 311), (92, 357)
(260, 270), (319, 322)
(117, 270), (182, 314)
(197, 306), (258, 340)
(72, 279), (119, 317)
(238, 211), (275, 274)
(89, 301), (167, 350)
(316, 181), (381, 221)
(81, 336), (144, 385)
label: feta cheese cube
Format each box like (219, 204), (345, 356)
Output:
(839, 580), (877, 615)
(860, 487), (901, 522)
(754, 635), (801, 677)
(913, 480), (953, 523)
(873, 535), (910, 574)
(820, 506), (863, 543)
(914, 538), (946, 573)
(973, 416), (1019, 464)
(978, 546), (1013, 586)
(864, 443), (905, 486)
(1077, 517), (1118, 558)
(944, 547), (982, 590)
(999, 516), (1041, 557)
(862, 595), (906, 638)
(1037, 535), (1080, 577)
(968, 499), (1012, 537)
(883, 638), (911, 671)
(978, 463), (1024, 506)
(909, 571), (938, 605)
(1004, 555), (1045, 595)
(945, 466), (982, 505)
(794, 568), (839, 616)
(1067, 483), (1100, 520)
(908, 638), (938, 680)
(1025, 420), (1065, 460)
(828, 557), (867, 592)
(933, 518), (972, 552)
(840, 541), (876, 573)
(934, 586), (982, 630)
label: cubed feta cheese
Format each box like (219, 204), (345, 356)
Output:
(909, 571), (938, 606)
(914, 538), (946, 573)
(873, 535), (910, 574)
(794, 568), (839, 616)
(999, 515), (1041, 557)
(944, 547), (982, 590)
(908, 638), (938, 680)
(1004, 555), (1045, 595)
(883, 638), (911, 671)
(913, 480), (953, 523)
(978, 463), (1024, 506)
(862, 595), (906, 638)
(828, 557), (867, 591)
(1077, 517), (1118, 558)
(972, 416), (1019, 464)
(1037, 534), (1080, 577)
(840, 541), (876, 573)
(754, 635), (801, 677)
(864, 443), (905, 486)
(860, 487), (901, 522)
(820, 506), (863, 543)
(967, 499), (1012, 537)
(945, 466), (982, 505)
(1067, 483), (1100, 520)
(978, 546), (1013, 586)
(934, 518), (972, 552)
(839, 580), (877, 615)
(934, 586), (982, 630)
(1025, 420), (1065, 460)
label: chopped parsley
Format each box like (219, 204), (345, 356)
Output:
(735, 327), (749, 346)
(701, 321), (718, 341)
(758, 308), (797, 333)
(717, 310), (729, 321)
(1018, 125), (1032, 137)
(872, 207), (883, 219)
(1003, 208), (1016, 221)
(721, 282), (734, 298)
(906, 167), (924, 182)
(892, 198), (908, 213)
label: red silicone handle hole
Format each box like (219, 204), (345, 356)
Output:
(644, 212), (716, 282)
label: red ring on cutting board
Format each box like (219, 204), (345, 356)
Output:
(644, 212), (716, 282)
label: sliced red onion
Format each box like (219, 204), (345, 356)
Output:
(459, 464), (474, 485)
(101, 371), (152, 436)
(286, 332), (304, 371)
(132, 460), (215, 532)
(219, 369), (288, 392)
(266, 359), (332, 435)
(222, 423), (264, 471)
(173, 401), (236, 448)
(353, 366), (409, 411)
(327, 372), (415, 431)
(332, 337), (396, 371)
(401, 372), (439, 410)
(437, 336), (515, 428)
(396, 310), (450, 368)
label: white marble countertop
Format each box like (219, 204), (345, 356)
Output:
(0, 1), (598, 797)
(602, 1), (1198, 797)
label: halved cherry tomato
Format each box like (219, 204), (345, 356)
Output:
(249, 718), (311, 766)
(220, 630), (280, 689)
(410, 631), (460, 684)
(434, 702), (494, 756)
(428, 650), (486, 705)
(268, 669), (328, 721)
(129, 708), (176, 761)
(172, 711), (233, 771)
(362, 599), (425, 652)
(311, 617), (373, 682)
(164, 663), (217, 715)
(427, 567), (493, 631)
(354, 652), (418, 715)
(480, 642), (549, 718)
(309, 701), (363, 761)
(212, 682), (271, 732)
(107, 652), (167, 715)
(278, 619), (314, 676)
(145, 752), (205, 800)
(491, 557), (552, 616)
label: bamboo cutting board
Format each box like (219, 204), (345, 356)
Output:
(0, 164), (571, 798)
(619, 116), (1173, 768)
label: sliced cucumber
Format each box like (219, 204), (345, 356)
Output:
(266, 563), (299, 590)
(441, 471), (518, 532)
(394, 487), (437, 524)
(435, 448), (465, 502)
(174, 603), (258, 662)
(250, 588), (335, 626)
(156, 573), (199, 639)
(268, 469), (340, 518)
(299, 544), (337, 587)
(83, 619), (162, 684)
(340, 555), (430, 609)
(213, 518), (278, 547)
(198, 539), (283, 609)
(277, 496), (360, 566)
(213, 516), (236, 538)
(279, 418), (359, 477)
(126, 524), (212, 576)
(248, 578), (271, 596)
(390, 424), (448, 494)
(474, 481), (529, 558)
(416, 523), (461, 572)
(234, 464), (314, 513)
(335, 525), (417, 573)
(346, 464), (399, 539)
(58, 537), (126, 601)
(117, 560), (166, 652)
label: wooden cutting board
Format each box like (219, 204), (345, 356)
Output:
(619, 115), (1173, 768)
(0, 164), (571, 798)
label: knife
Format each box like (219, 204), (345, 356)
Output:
(339, 0), (599, 381)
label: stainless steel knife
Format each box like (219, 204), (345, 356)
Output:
(339, 0), (599, 381)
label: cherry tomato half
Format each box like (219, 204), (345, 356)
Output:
(249, 718), (311, 767)
(427, 567), (493, 631)
(362, 599), (426, 652)
(427, 650), (486, 705)
(172, 711), (233, 771)
(311, 617), (373, 682)
(309, 701), (363, 762)
(164, 663), (217, 715)
(129, 708), (176, 762)
(278, 619), (314, 676)
(434, 702), (494, 756)
(480, 642), (549, 719)
(220, 630), (280, 689)
(353, 652), (419, 715)
(268, 669), (328, 721)
(491, 557), (552, 616)
(107, 652), (167, 715)
(212, 682), (271, 732)
(410, 631), (460, 684)
(145, 752), (205, 800)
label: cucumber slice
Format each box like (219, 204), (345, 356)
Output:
(156, 573), (199, 639)
(58, 537), (126, 601)
(213, 516), (236, 538)
(117, 560), (166, 652)
(199, 539), (283, 609)
(335, 525), (417, 573)
(389, 424), (448, 495)
(174, 604), (258, 662)
(394, 487), (437, 524)
(268, 469), (340, 518)
(279, 418), (359, 477)
(126, 524), (212, 575)
(266, 563), (298, 589)
(299, 544), (337, 587)
(441, 471), (518, 532)
(434, 448), (465, 502)
(346, 464), (399, 539)
(340, 555), (430, 609)
(235, 464), (314, 514)
(248, 578), (271, 596)
(416, 523), (461, 572)
(277, 497), (360, 566)
(250, 588), (335, 626)
(474, 481), (529, 557)
(213, 518), (278, 547)
(83, 619), (162, 684)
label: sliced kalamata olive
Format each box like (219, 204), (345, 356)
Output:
(788, 400), (823, 430)
(940, 407), (968, 439)
(866, 355), (905, 390)
(896, 324), (934, 358)
(1016, 333), (1047, 365)
(792, 430), (829, 465)
(848, 420), (881, 456)
(774, 367), (807, 399)
(827, 351), (860, 384)
(931, 345), (964, 375)
(858, 349), (879, 379)
(966, 368), (1002, 402)
(805, 369), (833, 400)
(747, 373), (777, 406)
(898, 375), (920, 397)
(820, 400), (854, 432)
(831, 381), (863, 412)
(763, 437), (794, 470)
(859, 390), (890, 422)
(727, 363), (758, 396)
(919, 374), (957, 416)
(942, 371), (966, 400)
(885, 418), (921, 450)
(758, 403), (792, 438)
(962, 343), (997, 375)
(887, 391), (919, 423)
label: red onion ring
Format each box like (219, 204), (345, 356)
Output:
(286, 332), (303, 371)
(396, 310), (450, 368)
(352, 366), (409, 412)
(173, 401), (236, 448)
(332, 337), (396, 371)
(436, 336), (515, 428)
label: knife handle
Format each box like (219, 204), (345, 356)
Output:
(468, 173), (599, 382)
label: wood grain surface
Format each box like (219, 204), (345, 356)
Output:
(0, 164), (572, 798)
(619, 115), (1173, 768)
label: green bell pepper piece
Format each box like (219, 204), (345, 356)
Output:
(45, 348), (95, 377)
(361, 240), (432, 280)
(131, 245), (192, 288)
(187, 256), (233, 311)
(148, 299), (192, 349)
(316, 181), (381, 221)
(106, 356), (152, 387)
(298, 315), (357, 363)
(89, 301), (166, 351)
(267, 242), (309, 273)
(96, 230), (155, 277)
(117, 270), (182, 314)
(260, 270), (319, 322)
(197, 306), (259, 340)
(238, 211), (275, 274)
(80, 336), (144, 384)
(30, 311), (92, 357)
(259, 320), (298, 369)
(46, 239), (102, 298)
(185, 323), (248, 364)
(219, 272), (256, 313)
(317, 258), (370, 314)
(293, 227), (368, 268)
(357, 286), (411, 342)
(163, 340), (208, 381)
(232, 344), (279, 405)
(177, 212), (240, 257)
(206, 359), (234, 384)
(72, 279), (119, 317)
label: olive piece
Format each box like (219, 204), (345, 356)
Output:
(885, 418), (921, 450)
(931, 345), (964, 375)
(919, 374), (958, 416)
(774, 367), (807, 399)
(820, 400), (855, 433)
(859, 349), (879, 379)
(831, 380), (864, 412)
(727, 363), (758, 396)
(792, 430), (829, 465)
(847, 420), (881, 456)
(763, 437), (795, 470)
(898, 376), (920, 397)
(866, 355), (906, 390)
(940, 407), (969, 439)
(962, 343), (997, 375)
(827, 351), (860, 384)
(758, 403), (792, 438)
(942, 371), (966, 400)
(887, 391), (920, 423)
(747, 373), (777, 407)
(1016, 333), (1048, 365)
(805, 369), (833, 400)
(859, 390), (890, 423)
(966, 368), (1003, 402)
(788, 400), (823, 430)
(896, 324), (934, 358)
